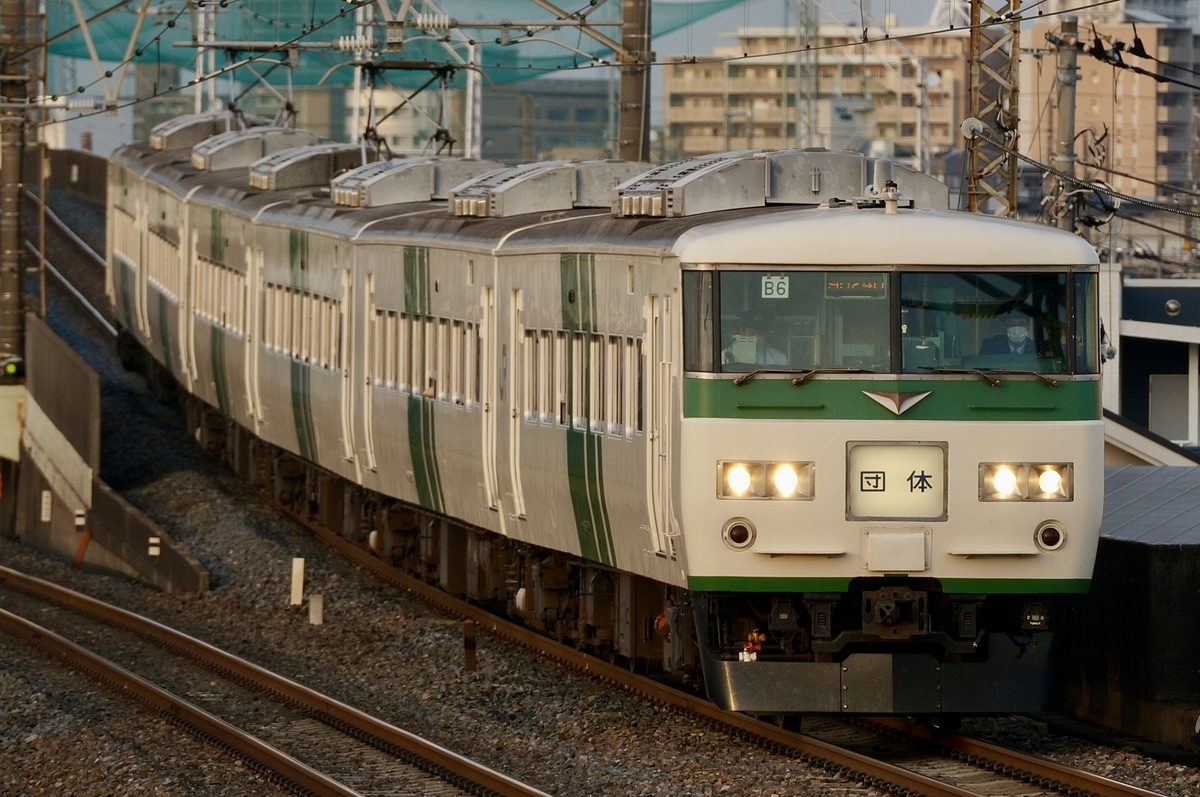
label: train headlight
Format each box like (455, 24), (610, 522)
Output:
(979, 462), (1072, 501)
(722, 462), (762, 496)
(718, 461), (813, 499)
(992, 466), (1019, 497)
(771, 463), (800, 497)
(1037, 469), (1062, 495)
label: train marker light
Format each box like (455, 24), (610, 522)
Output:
(722, 518), (756, 550)
(1035, 521), (1066, 551)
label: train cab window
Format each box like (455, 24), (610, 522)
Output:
(684, 270), (891, 374)
(898, 272), (1084, 375)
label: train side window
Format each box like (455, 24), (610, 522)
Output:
(314, 296), (326, 367)
(556, 332), (569, 426)
(453, 320), (466, 406)
(624, 338), (637, 439)
(438, 318), (451, 401)
(572, 332), (587, 430)
(590, 334), (606, 434)
(386, 311), (398, 388)
(427, 317), (439, 398)
(608, 335), (624, 437)
(410, 314), (425, 395)
(635, 337), (644, 435)
(220, 267), (228, 330)
(398, 313), (411, 393)
(317, 295), (328, 367)
(334, 298), (345, 371)
(294, 290), (305, 361)
(370, 308), (382, 387)
(470, 322), (481, 407)
(282, 288), (294, 357)
(302, 293), (314, 364)
(220, 263), (227, 328)
(522, 328), (537, 421)
(538, 331), (552, 424)
(263, 285), (275, 351)
(321, 295), (332, 367)
(273, 287), (284, 355)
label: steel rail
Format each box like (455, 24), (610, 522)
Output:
(0, 565), (553, 797)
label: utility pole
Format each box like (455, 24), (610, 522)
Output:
(1048, 15), (1078, 232)
(965, 0), (1021, 215)
(0, 0), (38, 365)
(795, 0), (817, 148)
(618, 0), (651, 162)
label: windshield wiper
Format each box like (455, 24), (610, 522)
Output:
(925, 366), (1058, 388)
(790, 367), (872, 386)
(731, 368), (796, 386)
(925, 367), (1001, 388)
(985, 369), (1059, 388)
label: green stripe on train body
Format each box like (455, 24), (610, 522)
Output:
(687, 576), (1093, 594)
(117, 261), (135, 332)
(402, 246), (444, 513)
(561, 253), (615, 566)
(407, 398), (444, 513)
(286, 229), (315, 460)
(288, 229), (308, 288)
(210, 208), (224, 263)
(683, 377), (1101, 422)
(211, 325), (229, 414)
(290, 360), (316, 461)
(156, 292), (174, 375)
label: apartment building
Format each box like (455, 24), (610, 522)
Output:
(660, 22), (972, 169)
(1021, 7), (1198, 203)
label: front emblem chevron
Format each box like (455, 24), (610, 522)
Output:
(862, 390), (933, 416)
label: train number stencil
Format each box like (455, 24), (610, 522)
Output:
(760, 275), (789, 298)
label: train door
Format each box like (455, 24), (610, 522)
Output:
(337, 262), (356, 469)
(480, 285), (504, 531)
(360, 271), (377, 473)
(134, 194), (151, 339)
(183, 226), (198, 388)
(506, 289), (527, 519)
(645, 293), (678, 554)
(246, 247), (264, 433)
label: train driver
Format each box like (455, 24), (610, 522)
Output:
(980, 314), (1035, 356)
(723, 312), (788, 366)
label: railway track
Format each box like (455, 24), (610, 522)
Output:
(0, 565), (552, 797)
(290, 501), (1171, 797)
(29, 187), (1177, 797)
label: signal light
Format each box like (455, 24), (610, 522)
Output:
(0, 358), (23, 382)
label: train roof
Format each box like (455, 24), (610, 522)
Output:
(112, 119), (1097, 268)
(671, 205), (1101, 267)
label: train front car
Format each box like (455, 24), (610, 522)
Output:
(672, 183), (1103, 715)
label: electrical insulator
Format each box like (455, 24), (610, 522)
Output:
(413, 12), (451, 32)
(335, 35), (375, 52)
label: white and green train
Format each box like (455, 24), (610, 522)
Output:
(108, 112), (1103, 716)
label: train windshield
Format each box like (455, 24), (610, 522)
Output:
(686, 270), (892, 374)
(682, 270), (1098, 376)
(899, 271), (1097, 375)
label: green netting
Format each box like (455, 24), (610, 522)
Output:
(45, 0), (743, 87)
